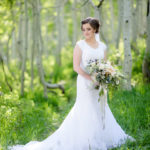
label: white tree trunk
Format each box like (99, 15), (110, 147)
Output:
(33, 0), (48, 97)
(30, 3), (36, 90)
(123, 0), (132, 90)
(55, 0), (62, 66)
(130, 0), (140, 55)
(89, 0), (108, 45)
(99, 6), (108, 46)
(109, 0), (115, 43)
(83, 1), (91, 19)
(131, 0), (140, 43)
(142, 0), (150, 82)
(16, 1), (23, 64)
(72, 0), (78, 45)
(33, 0), (64, 97)
(11, 29), (16, 59)
(11, 8), (17, 59)
(138, 0), (143, 35)
(141, 0), (147, 35)
(21, 0), (28, 96)
(61, 4), (68, 46)
(116, 0), (123, 48)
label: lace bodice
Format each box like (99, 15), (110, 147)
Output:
(76, 39), (107, 73)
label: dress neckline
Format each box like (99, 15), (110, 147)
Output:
(83, 40), (100, 50)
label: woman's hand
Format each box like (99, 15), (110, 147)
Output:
(93, 81), (99, 87)
(91, 74), (99, 86)
(91, 75), (99, 89)
(85, 74), (92, 81)
(85, 74), (99, 89)
(85, 74), (99, 85)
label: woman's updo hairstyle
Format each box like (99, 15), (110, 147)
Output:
(81, 17), (100, 33)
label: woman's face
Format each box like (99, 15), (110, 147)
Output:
(82, 23), (96, 40)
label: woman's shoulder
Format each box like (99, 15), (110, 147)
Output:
(76, 39), (84, 45)
(76, 39), (85, 51)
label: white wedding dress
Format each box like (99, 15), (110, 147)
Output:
(9, 39), (135, 150)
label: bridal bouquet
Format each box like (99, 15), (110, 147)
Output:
(86, 59), (125, 101)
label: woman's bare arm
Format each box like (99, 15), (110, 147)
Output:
(104, 50), (107, 61)
(73, 44), (92, 81)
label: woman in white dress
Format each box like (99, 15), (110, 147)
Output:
(8, 17), (135, 150)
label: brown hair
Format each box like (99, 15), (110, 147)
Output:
(81, 17), (100, 33)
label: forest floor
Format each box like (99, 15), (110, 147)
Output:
(0, 80), (150, 150)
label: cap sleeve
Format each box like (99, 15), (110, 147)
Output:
(76, 40), (84, 52)
(103, 42), (107, 51)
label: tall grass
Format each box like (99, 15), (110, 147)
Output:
(109, 84), (150, 149)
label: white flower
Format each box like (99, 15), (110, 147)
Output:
(106, 80), (108, 83)
(111, 72), (116, 77)
(107, 61), (111, 66)
(101, 75), (105, 79)
(99, 64), (105, 69)
(116, 80), (119, 85)
(91, 62), (95, 67)
(102, 70), (105, 75)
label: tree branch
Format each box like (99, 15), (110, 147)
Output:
(97, 0), (105, 8)
(89, 0), (105, 8)
(45, 82), (65, 94)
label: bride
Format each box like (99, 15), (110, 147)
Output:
(9, 17), (135, 150)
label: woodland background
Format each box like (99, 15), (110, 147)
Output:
(0, 0), (150, 149)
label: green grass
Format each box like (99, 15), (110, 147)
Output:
(0, 83), (150, 150)
(108, 84), (150, 150)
